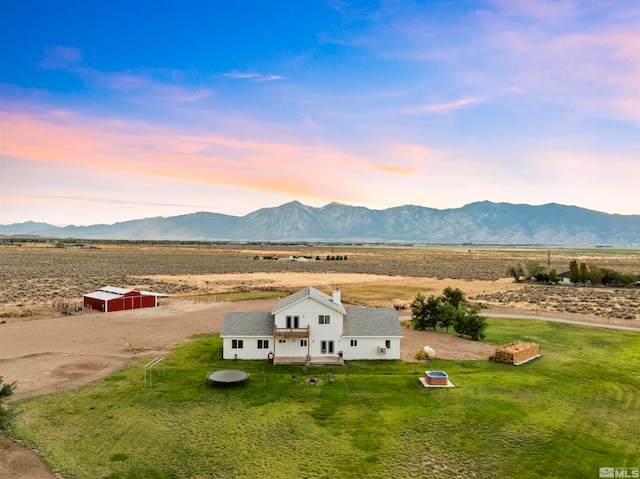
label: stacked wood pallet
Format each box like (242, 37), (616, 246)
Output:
(495, 341), (539, 365)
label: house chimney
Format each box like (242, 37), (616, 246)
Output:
(332, 287), (341, 304)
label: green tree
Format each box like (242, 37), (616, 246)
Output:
(423, 295), (442, 330)
(579, 262), (589, 284)
(453, 305), (487, 340)
(442, 287), (467, 309)
(568, 260), (581, 284)
(463, 306), (488, 340)
(588, 263), (604, 285)
(0, 377), (16, 431)
(413, 288), (488, 338)
(410, 293), (428, 330)
(507, 263), (525, 282)
(437, 302), (462, 333)
(410, 293), (441, 330)
(439, 287), (468, 333)
(602, 270), (638, 287)
(525, 260), (545, 280)
(548, 269), (560, 284)
(621, 272), (638, 286)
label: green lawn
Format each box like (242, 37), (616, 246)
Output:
(10, 318), (640, 479)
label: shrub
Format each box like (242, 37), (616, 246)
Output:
(507, 263), (525, 282)
(0, 376), (17, 431)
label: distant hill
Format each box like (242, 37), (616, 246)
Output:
(1, 201), (639, 245)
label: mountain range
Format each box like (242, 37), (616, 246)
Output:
(2, 201), (639, 245)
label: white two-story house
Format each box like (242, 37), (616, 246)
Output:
(220, 286), (403, 364)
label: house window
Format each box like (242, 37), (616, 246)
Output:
(385, 340), (391, 349)
(300, 339), (307, 347)
(350, 339), (358, 347)
(232, 339), (244, 349)
(319, 315), (330, 325)
(257, 340), (269, 349)
(286, 315), (300, 328)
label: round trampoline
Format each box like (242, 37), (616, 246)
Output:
(207, 369), (249, 387)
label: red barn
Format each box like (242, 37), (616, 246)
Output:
(83, 286), (168, 313)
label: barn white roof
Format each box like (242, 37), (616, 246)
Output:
(138, 290), (170, 297)
(83, 291), (122, 301)
(99, 286), (132, 295)
(83, 286), (169, 300)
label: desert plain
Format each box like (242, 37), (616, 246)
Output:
(1, 242), (639, 478)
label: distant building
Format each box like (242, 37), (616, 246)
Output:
(83, 286), (168, 313)
(558, 271), (573, 284)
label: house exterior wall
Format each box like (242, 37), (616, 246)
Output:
(222, 336), (273, 360)
(273, 337), (309, 357)
(273, 297), (343, 336)
(222, 287), (402, 361)
(341, 337), (401, 360)
(222, 335), (401, 360)
(274, 297), (344, 357)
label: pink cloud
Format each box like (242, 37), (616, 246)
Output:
(374, 164), (420, 175)
(361, 2), (640, 121)
(0, 108), (376, 204)
(489, 0), (577, 22)
(478, 6), (640, 121)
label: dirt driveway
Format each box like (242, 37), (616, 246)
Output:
(1, 297), (636, 479)
(0, 299), (498, 402)
(0, 297), (493, 479)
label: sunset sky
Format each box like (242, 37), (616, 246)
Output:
(1, 1), (639, 226)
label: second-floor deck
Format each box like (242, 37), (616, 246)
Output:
(274, 326), (310, 338)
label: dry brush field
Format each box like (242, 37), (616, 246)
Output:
(1, 242), (639, 320)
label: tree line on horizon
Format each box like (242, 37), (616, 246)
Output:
(507, 260), (637, 287)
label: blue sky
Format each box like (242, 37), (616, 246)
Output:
(1, 0), (639, 226)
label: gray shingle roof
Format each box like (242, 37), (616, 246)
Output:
(344, 307), (403, 337)
(272, 286), (346, 315)
(220, 312), (274, 337)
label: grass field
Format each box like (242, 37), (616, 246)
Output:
(10, 318), (640, 479)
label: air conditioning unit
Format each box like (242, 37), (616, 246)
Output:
(378, 346), (387, 355)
